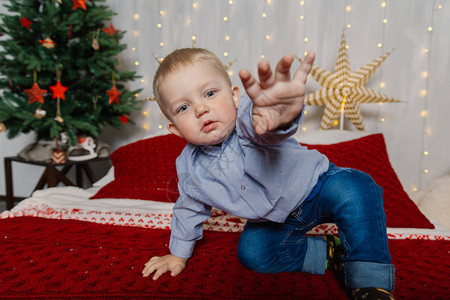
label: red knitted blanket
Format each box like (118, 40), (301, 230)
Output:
(0, 217), (448, 299)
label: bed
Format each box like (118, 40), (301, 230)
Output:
(1, 131), (449, 299)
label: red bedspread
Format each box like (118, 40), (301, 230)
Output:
(0, 217), (448, 299)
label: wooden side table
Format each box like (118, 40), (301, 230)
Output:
(3, 156), (110, 210)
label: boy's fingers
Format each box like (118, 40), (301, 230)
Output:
(257, 59), (275, 89)
(293, 51), (315, 83)
(275, 54), (294, 81)
(239, 68), (261, 100)
(152, 266), (169, 281)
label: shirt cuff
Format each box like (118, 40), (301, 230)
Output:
(169, 235), (196, 259)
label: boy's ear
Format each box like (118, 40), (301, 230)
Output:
(168, 123), (183, 138)
(231, 85), (241, 107)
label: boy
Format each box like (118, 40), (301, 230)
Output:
(142, 48), (395, 299)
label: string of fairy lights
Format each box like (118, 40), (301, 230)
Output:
(125, 0), (443, 191)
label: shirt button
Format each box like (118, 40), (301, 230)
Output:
(241, 185), (246, 190)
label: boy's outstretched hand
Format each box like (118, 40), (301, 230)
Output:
(142, 254), (187, 280)
(239, 51), (315, 135)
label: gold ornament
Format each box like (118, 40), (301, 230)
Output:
(300, 31), (401, 131)
(34, 108), (47, 119)
(0, 122), (6, 132)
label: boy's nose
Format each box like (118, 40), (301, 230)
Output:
(195, 103), (210, 118)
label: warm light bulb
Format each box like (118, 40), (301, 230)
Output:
(420, 90), (428, 97)
(135, 61), (139, 66)
(224, 52), (228, 57)
(228, 70), (233, 76)
(134, 14), (139, 20)
(381, 2), (387, 7)
(143, 111), (149, 116)
(424, 151), (429, 155)
(421, 71), (429, 78)
(424, 48), (429, 54)
(302, 127), (307, 131)
(299, 16), (305, 20)
(377, 43), (383, 48)
(158, 125), (163, 129)
(223, 17), (228, 22)
(160, 10), (165, 15)
(346, 6), (351, 12)
(424, 169), (429, 174)
(379, 82), (386, 88)
(380, 118), (385, 122)
(304, 37), (308, 42)
(347, 24), (351, 28)
(412, 187), (418, 192)
(131, 47), (136, 52)
(300, 1), (305, 5)
(383, 19), (388, 24)
(192, 3), (197, 9)
(157, 23), (162, 28)
(229, 0), (233, 4)
(225, 35), (231, 41)
(134, 30), (139, 37)
(265, 35), (270, 40)
(428, 26), (433, 32)
(345, 45), (350, 49)
(421, 110), (428, 117)
(261, 54), (265, 59)
(333, 120), (339, 126)
(262, 13), (267, 18)
(192, 35), (197, 40)
(143, 124), (150, 130)
(160, 42), (164, 46)
(140, 79), (145, 83)
(135, 93), (139, 97)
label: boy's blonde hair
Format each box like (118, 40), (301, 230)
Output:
(153, 48), (232, 107)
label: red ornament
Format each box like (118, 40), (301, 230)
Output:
(24, 82), (47, 104)
(102, 23), (117, 36)
(72, 0), (87, 10)
(107, 84), (122, 104)
(68, 25), (73, 37)
(50, 80), (68, 100)
(20, 17), (32, 29)
(119, 114), (129, 124)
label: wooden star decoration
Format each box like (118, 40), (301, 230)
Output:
(118, 114), (129, 124)
(102, 23), (117, 36)
(300, 31), (401, 131)
(72, 0), (86, 10)
(50, 80), (68, 100)
(20, 17), (32, 29)
(107, 84), (122, 104)
(24, 82), (47, 104)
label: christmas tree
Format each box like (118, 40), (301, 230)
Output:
(0, 0), (141, 145)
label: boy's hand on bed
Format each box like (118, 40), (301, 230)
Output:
(142, 254), (187, 280)
(239, 51), (315, 135)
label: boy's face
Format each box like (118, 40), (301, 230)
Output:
(159, 61), (240, 146)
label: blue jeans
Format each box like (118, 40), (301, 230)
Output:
(237, 164), (395, 291)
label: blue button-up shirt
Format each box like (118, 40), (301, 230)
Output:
(170, 93), (329, 258)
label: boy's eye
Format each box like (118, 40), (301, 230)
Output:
(205, 90), (216, 98)
(178, 104), (189, 113)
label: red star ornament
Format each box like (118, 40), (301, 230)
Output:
(119, 114), (129, 124)
(25, 82), (47, 104)
(20, 17), (32, 29)
(107, 84), (122, 104)
(50, 80), (68, 100)
(72, 0), (86, 10)
(102, 23), (117, 36)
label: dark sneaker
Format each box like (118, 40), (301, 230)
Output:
(351, 287), (395, 300)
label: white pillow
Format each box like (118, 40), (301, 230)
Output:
(293, 129), (370, 145)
